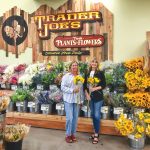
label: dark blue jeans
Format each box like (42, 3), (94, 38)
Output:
(90, 100), (103, 134)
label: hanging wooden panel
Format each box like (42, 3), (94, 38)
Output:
(0, 0), (113, 63)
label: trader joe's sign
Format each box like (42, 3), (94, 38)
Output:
(34, 11), (102, 39)
(54, 35), (104, 48)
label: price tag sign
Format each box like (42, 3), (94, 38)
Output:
(56, 104), (64, 110)
(37, 85), (44, 90)
(114, 107), (124, 114)
(134, 108), (145, 115)
(101, 106), (109, 113)
(1, 83), (6, 88)
(11, 85), (18, 91)
(28, 102), (33, 107)
(20, 102), (24, 107)
(16, 102), (20, 107)
(23, 85), (29, 90)
(41, 104), (49, 111)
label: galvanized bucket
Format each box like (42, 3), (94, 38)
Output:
(113, 107), (124, 120)
(41, 104), (52, 115)
(101, 106), (111, 119)
(56, 103), (65, 116)
(128, 136), (145, 149)
(0, 112), (6, 140)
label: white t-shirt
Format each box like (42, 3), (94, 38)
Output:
(90, 71), (95, 78)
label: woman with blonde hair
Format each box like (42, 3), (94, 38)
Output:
(61, 61), (83, 143)
(84, 58), (106, 144)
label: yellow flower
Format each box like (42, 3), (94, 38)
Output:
(135, 133), (142, 139)
(137, 125), (144, 133)
(94, 77), (100, 84)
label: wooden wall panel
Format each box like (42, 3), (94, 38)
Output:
(0, 0), (113, 62)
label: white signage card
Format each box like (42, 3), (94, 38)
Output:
(23, 85), (29, 90)
(56, 104), (64, 110)
(16, 102), (20, 107)
(41, 104), (49, 111)
(113, 107), (124, 114)
(11, 85), (18, 91)
(37, 85), (44, 90)
(101, 106), (109, 113)
(1, 83), (6, 88)
(20, 102), (24, 107)
(28, 102), (33, 107)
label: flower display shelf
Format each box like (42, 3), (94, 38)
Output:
(6, 112), (121, 136)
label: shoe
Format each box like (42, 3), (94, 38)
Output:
(89, 134), (95, 140)
(71, 134), (77, 142)
(92, 135), (99, 144)
(65, 136), (73, 143)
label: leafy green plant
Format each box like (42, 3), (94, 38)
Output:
(79, 62), (88, 76)
(54, 62), (64, 73)
(112, 63), (127, 87)
(11, 89), (34, 102)
(41, 71), (57, 89)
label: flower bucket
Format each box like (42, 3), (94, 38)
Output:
(41, 104), (52, 115)
(28, 102), (41, 114)
(0, 112), (6, 140)
(113, 107), (124, 120)
(134, 108), (145, 115)
(56, 103), (65, 116)
(7, 101), (16, 112)
(101, 106), (111, 119)
(81, 105), (91, 118)
(16, 101), (28, 112)
(128, 135), (145, 149)
(4, 139), (23, 150)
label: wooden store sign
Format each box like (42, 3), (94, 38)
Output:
(54, 35), (104, 48)
(34, 11), (102, 39)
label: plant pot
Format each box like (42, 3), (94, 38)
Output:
(4, 139), (23, 150)
(113, 107), (124, 120)
(128, 135), (145, 149)
(28, 102), (41, 114)
(16, 101), (28, 112)
(7, 101), (16, 112)
(56, 103), (65, 116)
(101, 106), (111, 119)
(81, 105), (91, 118)
(41, 104), (52, 115)
(0, 112), (6, 140)
(6, 83), (11, 90)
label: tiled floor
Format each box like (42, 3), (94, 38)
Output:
(22, 127), (150, 150)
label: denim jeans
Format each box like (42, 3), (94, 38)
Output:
(64, 102), (79, 136)
(90, 100), (103, 134)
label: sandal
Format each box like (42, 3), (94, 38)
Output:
(89, 134), (95, 140)
(92, 135), (99, 144)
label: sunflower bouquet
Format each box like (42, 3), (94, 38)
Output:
(87, 77), (100, 87)
(124, 69), (150, 91)
(124, 57), (144, 71)
(73, 75), (85, 85)
(115, 112), (150, 139)
(73, 75), (84, 104)
(123, 92), (150, 108)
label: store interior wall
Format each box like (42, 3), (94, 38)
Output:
(0, 0), (150, 64)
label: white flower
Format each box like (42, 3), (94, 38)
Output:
(4, 65), (17, 75)
(18, 74), (33, 85)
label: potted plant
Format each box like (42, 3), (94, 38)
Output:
(112, 63), (127, 93)
(115, 112), (150, 149)
(4, 124), (30, 150)
(11, 89), (34, 112)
